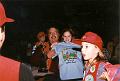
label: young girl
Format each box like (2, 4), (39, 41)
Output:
(81, 32), (120, 81)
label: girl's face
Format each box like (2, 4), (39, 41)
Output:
(62, 31), (72, 42)
(81, 42), (98, 62)
(0, 27), (5, 49)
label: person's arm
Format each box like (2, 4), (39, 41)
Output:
(19, 63), (35, 81)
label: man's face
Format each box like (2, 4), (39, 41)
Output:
(0, 26), (5, 49)
(48, 27), (59, 44)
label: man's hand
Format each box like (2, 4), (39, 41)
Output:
(47, 50), (55, 58)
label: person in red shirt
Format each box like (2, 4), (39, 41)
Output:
(0, 2), (35, 81)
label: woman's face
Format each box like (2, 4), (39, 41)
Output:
(81, 42), (98, 62)
(62, 31), (72, 42)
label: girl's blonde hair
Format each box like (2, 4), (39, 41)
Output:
(95, 47), (108, 62)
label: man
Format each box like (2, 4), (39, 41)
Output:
(47, 26), (60, 72)
(0, 2), (35, 81)
(48, 26), (60, 45)
(44, 26), (60, 81)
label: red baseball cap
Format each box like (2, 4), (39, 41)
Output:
(81, 32), (103, 50)
(0, 2), (14, 27)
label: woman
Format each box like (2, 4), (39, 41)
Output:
(61, 28), (74, 43)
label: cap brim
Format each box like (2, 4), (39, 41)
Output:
(5, 17), (15, 22)
(0, 18), (15, 27)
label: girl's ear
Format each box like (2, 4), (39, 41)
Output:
(95, 45), (100, 54)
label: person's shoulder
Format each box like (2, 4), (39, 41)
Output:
(99, 61), (112, 69)
(0, 55), (20, 64)
(19, 63), (35, 81)
(20, 63), (31, 70)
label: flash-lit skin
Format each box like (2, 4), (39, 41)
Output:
(48, 27), (59, 44)
(0, 27), (5, 49)
(47, 30), (73, 59)
(81, 42), (99, 63)
(62, 31), (72, 43)
(38, 36), (45, 42)
(47, 27), (59, 58)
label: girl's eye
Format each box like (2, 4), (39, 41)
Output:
(85, 46), (88, 48)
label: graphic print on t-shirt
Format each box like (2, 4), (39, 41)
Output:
(62, 48), (78, 64)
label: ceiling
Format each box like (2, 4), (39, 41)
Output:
(1, 0), (119, 42)
(1, 0), (119, 60)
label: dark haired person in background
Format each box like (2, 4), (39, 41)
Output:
(30, 32), (48, 71)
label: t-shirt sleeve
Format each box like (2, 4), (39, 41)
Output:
(19, 63), (35, 81)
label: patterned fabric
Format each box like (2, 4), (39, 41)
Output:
(83, 62), (108, 81)
(52, 42), (84, 80)
(105, 63), (120, 81)
(83, 62), (120, 81)
(83, 62), (100, 81)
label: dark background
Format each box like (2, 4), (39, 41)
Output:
(1, 0), (119, 62)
